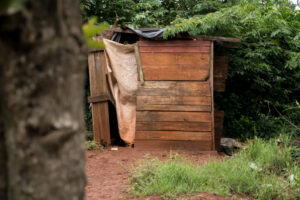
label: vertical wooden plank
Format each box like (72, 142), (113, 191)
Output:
(134, 44), (144, 85)
(91, 102), (110, 146)
(210, 42), (215, 150)
(88, 51), (108, 96)
(88, 51), (111, 146)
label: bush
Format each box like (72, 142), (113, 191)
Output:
(85, 140), (101, 150)
(128, 138), (300, 199)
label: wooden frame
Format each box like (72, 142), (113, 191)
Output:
(87, 32), (235, 150)
(88, 50), (111, 147)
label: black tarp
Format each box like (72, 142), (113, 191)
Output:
(111, 26), (164, 42)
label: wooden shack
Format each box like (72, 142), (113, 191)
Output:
(88, 28), (240, 151)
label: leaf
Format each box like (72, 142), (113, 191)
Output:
(82, 17), (107, 48)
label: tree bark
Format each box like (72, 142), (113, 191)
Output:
(0, 0), (87, 199)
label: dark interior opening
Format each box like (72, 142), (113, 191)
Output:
(108, 101), (126, 146)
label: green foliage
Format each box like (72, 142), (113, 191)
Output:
(129, 137), (300, 199)
(85, 140), (101, 150)
(0, 0), (24, 14)
(80, 0), (240, 27)
(164, 0), (300, 139)
(82, 17), (107, 48)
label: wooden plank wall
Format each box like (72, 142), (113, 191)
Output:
(214, 56), (228, 92)
(135, 40), (214, 151)
(213, 56), (229, 149)
(88, 50), (111, 146)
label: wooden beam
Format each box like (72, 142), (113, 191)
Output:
(210, 41), (215, 150)
(108, 28), (136, 34)
(88, 48), (104, 53)
(88, 94), (109, 103)
(134, 44), (144, 85)
(191, 35), (241, 43)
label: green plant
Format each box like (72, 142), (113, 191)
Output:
(85, 140), (101, 150)
(82, 16), (107, 48)
(128, 138), (300, 199)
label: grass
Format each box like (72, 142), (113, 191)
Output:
(85, 140), (101, 151)
(128, 136), (300, 199)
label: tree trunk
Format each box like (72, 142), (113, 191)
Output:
(0, 0), (87, 199)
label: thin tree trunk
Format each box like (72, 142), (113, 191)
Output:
(0, 0), (87, 199)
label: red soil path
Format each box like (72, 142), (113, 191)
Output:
(85, 147), (233, 200)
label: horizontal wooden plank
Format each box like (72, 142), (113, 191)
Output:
(88, 94), (109, 103)
(138, 40), (211, 47)
(134, 140), (213, 151)
(136, 111), (212, 122)
(136, 121), (211, 132)
(137, 81), (211, 97)
(137, 105), (211, 112)
(136, 131), (211, 140)
(191, 35), (241, 43)
(142, 64), (209, 81)
(137, 96), (211, 106)
(140, 53), (210, 66)
(139, 46), (210, 53)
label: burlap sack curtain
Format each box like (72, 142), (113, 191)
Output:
(103, 39), (138, 145)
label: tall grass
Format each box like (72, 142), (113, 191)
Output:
(128, 137), (300, 199)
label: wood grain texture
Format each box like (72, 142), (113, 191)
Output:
(134, 140), (213, 151)
(137, 81), (211, 97)
(137, 96), (211, 106)
(136, 121), (211, 132)
(137, 105), (211, 112)
(88, 52), (108, 96)
(142, 64), (209, 81)
(88, 94), (109, 103)
(136, 131), (211, 140)
(136, 111), (212, 122)
(210, 42), (215, 150)
(88, 51), (111, 146)
(214, 77), (226, 92)
(214, 56), (228, 92)
(214, 56), (229, 78)
(138, 40), (211, 47)
(134, 45), (144, 85)
(91, 102), (111, 146)
(139, 46), (210, 53)
(140, 53), (210, 66)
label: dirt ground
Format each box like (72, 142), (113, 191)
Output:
(85, 146), (240, 200)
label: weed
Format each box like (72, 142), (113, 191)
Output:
(85, 140), (101, 151)
(128, 138), (300, 199)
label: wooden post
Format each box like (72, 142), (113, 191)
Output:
(88, 49), (111, 146)
(210, 41), (215, 150)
